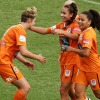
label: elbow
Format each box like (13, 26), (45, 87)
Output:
(82, 52), (89, 57)
(20, 51), (27, 57)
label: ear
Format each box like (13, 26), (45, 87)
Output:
(70, 13), (73, 18)
(27, 18), (32, 23)
(88, 20), (92, 26)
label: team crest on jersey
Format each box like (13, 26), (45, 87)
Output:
(67, 28), (71, 33)
(91, 79), (96, 86)
(65, 70), (71, 76)
(2, 42), (5, 45)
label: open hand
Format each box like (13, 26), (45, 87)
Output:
(66, 46), (74, 52)
(37, 54), (46, 64)
(52, 29), (64, 35)
(23, 60), (35, 70)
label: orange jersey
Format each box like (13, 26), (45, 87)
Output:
(0, 24), (26, 64)
(47, 21), (82, 65)
(78, 27), (100, 72)
(75, 15), (79, 21)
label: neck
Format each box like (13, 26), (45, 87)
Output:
(20, 22), (29, 30)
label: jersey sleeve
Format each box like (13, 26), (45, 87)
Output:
(47, 23), (62, 33)
(14, 28), (27, 46)
(82, 31), (92, 49)
(71, 23), (82, 34)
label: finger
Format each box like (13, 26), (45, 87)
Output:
(28, 66), (31, 70)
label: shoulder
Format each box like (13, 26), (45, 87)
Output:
(84, 27), (95, 36)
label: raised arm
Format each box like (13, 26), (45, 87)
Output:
(30, 26), (49, 34)
(52, 29), (79, 40)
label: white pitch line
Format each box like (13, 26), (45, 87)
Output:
(81, 0), (100, 5)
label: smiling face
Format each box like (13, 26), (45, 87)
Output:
(61, 7), (73, 22)
(78, 14), (91, 31)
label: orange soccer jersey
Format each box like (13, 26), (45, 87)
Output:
(47, 21), (82, 66)
(0, 24), (27, 64)
(78, 27), (100, 72)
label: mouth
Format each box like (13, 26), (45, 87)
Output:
(79, 24), (82, 27)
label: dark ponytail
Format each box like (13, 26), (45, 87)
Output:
(64, 2), (78, 25)
(82, 9), (100, 32)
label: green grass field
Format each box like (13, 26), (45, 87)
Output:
(0, 0), (100, 100)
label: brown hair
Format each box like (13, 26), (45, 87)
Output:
(82, 9), (100, 32)
(21, 6), (37, 22)
(64, 2), (78, 25)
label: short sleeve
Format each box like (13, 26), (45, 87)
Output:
(82, 31), (92, 49)
(14, 27), (27, 46)
(71, 23), (82, 34)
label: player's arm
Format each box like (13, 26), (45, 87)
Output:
(19, 45), (46, 64)
(66, 46), (90, 57)
(30, 26), (49, 34)
(52, 29), (79, 40)
(14, 52), (34, 70)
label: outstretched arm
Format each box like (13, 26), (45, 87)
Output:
(19, 45), (46, 64)
(52, 29), (79, 40)
(30, 26), (49, 34)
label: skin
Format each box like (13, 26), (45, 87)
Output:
(66, 13), (100, 99)
(29, 1), (79, 100)
(52, 7), (79, 40)
(12, 17), (46, 95)
(66, 14), (91, 57)
(53, 7), (79, 99)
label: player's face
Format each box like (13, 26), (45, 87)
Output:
(78, 14), (91, 31)
(31, 17), (36, 26)
(61, 7), (73, 22)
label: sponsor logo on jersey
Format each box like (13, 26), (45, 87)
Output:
(19, 35), (26, 42)
(6, 77), (14, 82)
(51, 25), (56, 31)
(74, 27), (81, 32)
(83, 39), (90, 45)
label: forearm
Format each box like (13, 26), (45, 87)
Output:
(20, 50), (39, 60)
(30, 26), (49, 34)
(63, 31), (78, 40)
(71, 48), (89, 57)
(16, 53), (26, 63)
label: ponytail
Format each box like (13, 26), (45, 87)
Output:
(64, 2), (78, 25)
(82, 9), (100, 32)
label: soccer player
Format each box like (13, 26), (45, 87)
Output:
(66, 9), (100, 100)
(0, 6), (46, 100)
(30, 2), (81, 100)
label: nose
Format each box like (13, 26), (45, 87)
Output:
(61, 13), (64, 17)
(78, 20), (81, 24)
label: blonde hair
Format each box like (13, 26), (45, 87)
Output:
(21, 6), (37, 22)
(64, 0), (76, 6)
